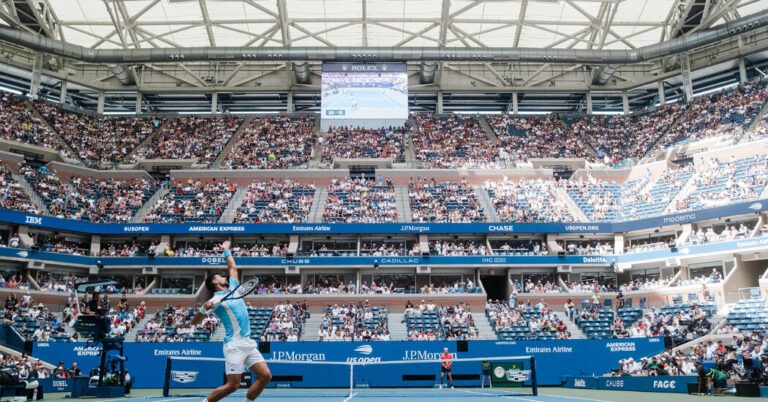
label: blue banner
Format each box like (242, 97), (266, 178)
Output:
(564, 375), (697, 393)
(0, 200), (764, 236)
(32, 338), (665, 389)
(0, 247), (614, 267)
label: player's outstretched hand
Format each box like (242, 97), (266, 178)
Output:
(221, 240), (231, 250)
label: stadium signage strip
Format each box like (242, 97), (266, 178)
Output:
(0, 246), (615, 267)
(563, 375), (698, 393)
(3, 235), (766, 268)
(0, 200), (764, 235)
(31, 338), (665, 389)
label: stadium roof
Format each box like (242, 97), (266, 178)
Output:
(0, 0), (766, 114)
(34, 0), (768, 50)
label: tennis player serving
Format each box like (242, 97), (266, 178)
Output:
(191, 241), (271, 402)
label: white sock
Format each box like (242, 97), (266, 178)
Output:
(244, 398), (254, 402)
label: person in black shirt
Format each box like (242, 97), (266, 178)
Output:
(4, 293), (17, 312)
(84, 293), (111, 339)
(84, 293), (100, 315)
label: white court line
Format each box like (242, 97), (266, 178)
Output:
(456, 389), (539, 402)
(539, 394), (614, 402)
(342, 392), (358, 402)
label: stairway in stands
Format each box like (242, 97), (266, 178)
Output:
(395, 186), (412, 222)
(479, 116), (499, 143)
(302, 313), (325, 341)
(387, 313), (409, 340)
(309, 186), (328, 223)
(472, 311), (495, 340)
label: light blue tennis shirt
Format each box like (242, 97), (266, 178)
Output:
(211, 278), (251, 343)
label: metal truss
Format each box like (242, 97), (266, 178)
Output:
(0, 0), (765, 107)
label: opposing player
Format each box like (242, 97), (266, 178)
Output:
(191, 241), (271, 402)
(439, 347), (454, 389)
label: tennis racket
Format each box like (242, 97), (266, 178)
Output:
(219, 278), (259, 302)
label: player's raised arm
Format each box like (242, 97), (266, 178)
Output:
(222, 240), (238, 282)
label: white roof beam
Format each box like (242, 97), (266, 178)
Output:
(276, 0), (290, 47)
(362, 0), (367, 46)
(290, 23), (335, 47)
(392, 22), (439, 47)
(198, 0), (216, 47)
(513, 0), (528, 47)
(373, 22), (440, 45)
(438, 0), (450, 46)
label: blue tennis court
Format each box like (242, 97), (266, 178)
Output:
(100, 388), (604, 402)
(323, 88), (407, 119)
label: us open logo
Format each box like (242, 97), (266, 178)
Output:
(354, 345), (373, 355)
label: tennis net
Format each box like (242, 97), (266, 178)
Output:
(163, 354), (537, 398)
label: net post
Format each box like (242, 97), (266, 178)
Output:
(349, 362), (354, 398)
(163, 357), (172, 397)
(530, 356), (538, 396)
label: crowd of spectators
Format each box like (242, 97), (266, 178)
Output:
(223, 116), (315, 169)
(616, 278), (668, 292)
(21, 166), (156, 223)
(317, 302), (389, 341)
(657, 79), (768, 148)
(99, 241), (156, 257)
(429, 240), (488, 256)
(0, 272), (30, 290)
(131, 115), (243, 165)
(35, 272), (89, 292)
(485, 178), (573, 222)
(419, 278), (477, 294)
(136, 305), (216, 342)
(621, 165), (694, 220)
(490, 114), (591, 162)
(492, 240), (548, 255)
(559, 240), (613, 255)
(36, 101), (161, 168)
(615, 329), (768, 378)
(2, 294), (67, 342)
(571, 105), (681, 165)
(486, 299), (571, 340)
(304, 279), (356, 295)
(412, 114), (500, 169)
(408, 178), (485, 223)
(671, 155), (768, 212)
(405, 300), (478, 340)
(144, 180), (236, 224)
(749, 113), (768, 141)
(232, 243), (289, 257)
(0, 165), (38, 214)
(518, 278), (563, 294)
(234, 180), (315, 223)
(685, 223), (753, 245)
(0, 92), (66, 152)
(561, 176), (621, 221)
(322, 178), (398, 223)
(321, 126), (406, 166)
(360, 241), (420, 256)
(260, 301), (307, 342)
